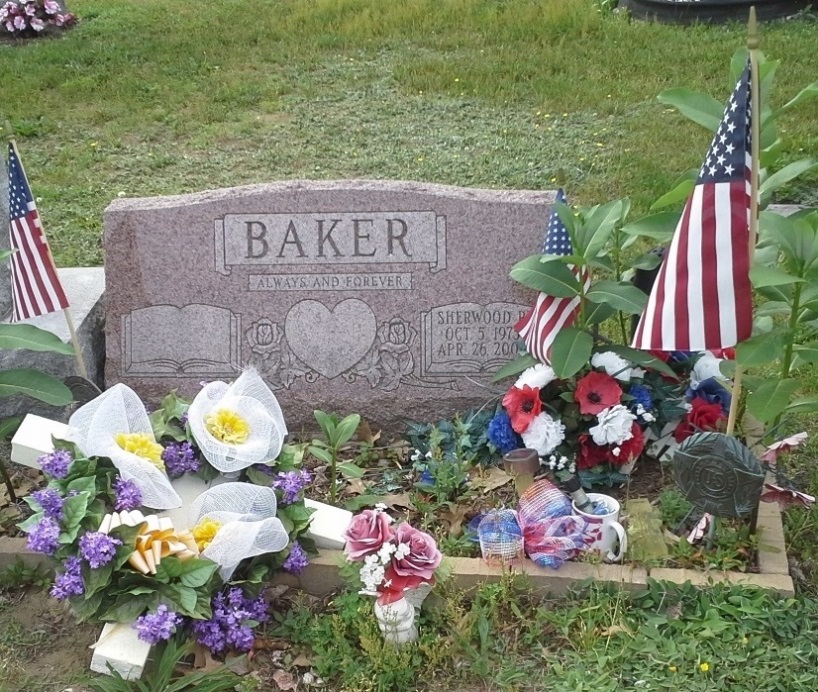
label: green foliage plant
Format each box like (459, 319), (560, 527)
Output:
(308, 410), (361, 504)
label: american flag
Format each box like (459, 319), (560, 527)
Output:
(514, 189), (589, 363)
(632, 60), (754, 352)
(7, 142), (69, 322)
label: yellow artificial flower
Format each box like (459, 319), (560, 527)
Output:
(192, 517), (222, 552)
(668, 666), (677, 673)
(206, 409), (250, 444)
(115, 433), (165, 470)
(700, 663), (710, 673)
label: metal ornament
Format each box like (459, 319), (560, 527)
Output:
(672, 432), (765, 517)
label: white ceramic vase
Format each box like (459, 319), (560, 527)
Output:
(374, 597), (418, 645)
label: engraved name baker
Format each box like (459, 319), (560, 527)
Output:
(214, 211), (446, 275)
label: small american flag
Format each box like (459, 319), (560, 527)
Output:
(7, 142), (69, 322)
(515, 189), (589, 363)
(632, 60), (754, 352)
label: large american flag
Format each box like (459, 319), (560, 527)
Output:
(632, 60), (754, 351)
(7, 142), (69, 322)
(515, 189), (589, 363)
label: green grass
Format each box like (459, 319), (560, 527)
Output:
(3, 0), (817, 267)
(272, 576), (818, 691)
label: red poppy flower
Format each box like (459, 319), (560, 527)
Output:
(502, 385), (542, 434)
(574, 371), (622, 416)
(577, 433), (609, 470)
(608, 423), (645, 466)
(673, 398), (726, 442)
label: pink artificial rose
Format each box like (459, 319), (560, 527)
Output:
(390, 522), (442, 581)
(343, 509), (394, 561)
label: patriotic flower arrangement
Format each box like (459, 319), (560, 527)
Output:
(18, 371), (314, 657)
(0, 0), (75, 35)
(490, 355), (687, 486)
(342, 507), (443, 605)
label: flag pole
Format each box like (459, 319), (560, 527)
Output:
(4, 121), (88, 380)
(725, 7), (761, 438)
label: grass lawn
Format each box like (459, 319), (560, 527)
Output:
(2, 1), (818, 690)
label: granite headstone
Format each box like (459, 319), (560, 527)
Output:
(103, 180), (555, 430)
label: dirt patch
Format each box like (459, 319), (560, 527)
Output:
(0, 587), (98, 689)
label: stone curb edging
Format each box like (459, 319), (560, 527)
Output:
(0, 499), (794, 596)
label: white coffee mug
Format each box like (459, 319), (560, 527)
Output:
(572, 493), (627, 563)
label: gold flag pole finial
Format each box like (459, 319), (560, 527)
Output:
(747, 6), (759, 50)
(555, 168), (567, 188)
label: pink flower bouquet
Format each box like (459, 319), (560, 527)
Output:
(343, 508), (442, 605)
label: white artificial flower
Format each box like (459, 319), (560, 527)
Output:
(515, 363), (557, 390)
(590, 405), (636, 446)
(359, 560), (385, 594)
(377, 542), (397, 564)
(691, 351), (727, 386)
(394, 542), (411, 560)
(521, 412), (565, 456)
(631, 367), (646, 379)
(635, 404), (656, 423)
(591, 351), (633, 382)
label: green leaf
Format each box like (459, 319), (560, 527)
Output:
(760, 159), (817, 197)
(785, 396), (818, 414)
(491, 353), (538, 382)
(650, 178), (695, 211)
(245, 465), (274, 487)
(657, 87), (723, 131)
(580, 199), (624, 260)
(308, 445), (333, 464)
(71, 591), (104, 622)
(549, 328), (593, 378)
(99, 593), (157, 623)
(736, 331), (784, 368)
(0, 368), (73, 405)
(313, 410), (335, 439)
(0, 416), (22, 440)
(585, 281), (647, 315)
(780, 82), (818, 112)
(0, 324), (75, 355)
(509, 256), (581, 297)
(584, 301), (616, 326)
(630, 253), (663, 271)
(344, 494), (380, 511)
(84, 561), (114, 597)
(750, 265), (802, 288)
(61, 493), (90, 534)
(622, 211), (680, 240)
(179, 559), (219, 588)
(337, 461), (365, 478)
(333, 414), (360, 446)
(792, 342), (818, 364)
(606, 345), (677, 378)
(746, 379), (799, 423)
(173, 585), (199, 616)
(66, 475), (97, 497)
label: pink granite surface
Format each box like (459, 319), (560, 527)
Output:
(103, 180), (555, 432)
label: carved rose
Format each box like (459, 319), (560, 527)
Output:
(377, 318), (416, 355)
(246, 319), (281, 356)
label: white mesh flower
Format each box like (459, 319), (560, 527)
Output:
(188, 483), (289, 580)
(591, 351), (632, 382)
(521, 412), (565, 456)
(68, 384), (182, 510)
(515, 363), (557, 390)
(590, 405), (636, 446)
(188, 369), (288, 472)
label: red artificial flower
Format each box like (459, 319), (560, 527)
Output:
(673, 398), (726, 443)
(502, 385), (542, 433)
(711, 347), (736, 360)
(608, 423), (645, 466)
(577, 433), (609, 470)
(378, 563), (432, 605)
(574, 371), (622, 416)
(649, 350), (672, 363)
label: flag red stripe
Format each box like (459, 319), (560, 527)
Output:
(11, 221), (43, 319)
(673, 196), (693, 350)
(700, 184), (722, 347)
(730, 181), (753, 340)
(14, 214), (56, 315)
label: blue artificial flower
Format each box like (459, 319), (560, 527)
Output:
(686, 377), (732, 415)
(487, 412), (521, 454)
(418, 469), (435, 486)
(628, 384), (653, 413)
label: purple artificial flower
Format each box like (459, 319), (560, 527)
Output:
(39, 449), (72, 479)
(133, 604), (183, 644)
(192, 588), (268, 654)
(32, 488), (64, 520)
(272, 469), (312, 505)
(113, 477), (143, 511)
(26, 516), (60, 555)
(161, 441), (200, 478)
(78, 531), (122, 569)
(50, 556), (84, 600)
(283, 541), (309, 575)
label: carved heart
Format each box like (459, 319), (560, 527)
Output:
(284, 299), (377, 379)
